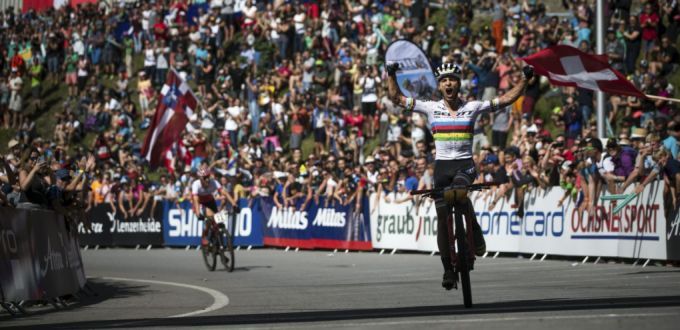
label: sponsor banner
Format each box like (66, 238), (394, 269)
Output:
(262, 196), (373, 250)
(80, 202), (163, 246)
(668, 208), (680, 260)
(162, 199), (264, 247)
(0, 207), (86, 302)
(309, 197), (372, 250)
(370, 182), (671, 260)
(385, 39), (438, 100)
(261, 197), (314, 248)
(369, 192), (439, 251)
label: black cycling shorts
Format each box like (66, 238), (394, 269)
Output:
(434, 158), (477, 208)
(433, 158), (477, 189)
(200, 200), (219, 217)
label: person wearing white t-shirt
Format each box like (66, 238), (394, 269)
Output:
(386, 61), (532, 290)
(143, 42), (156, 82)
(359, 66), (381, 138)
(293, 4), (306, 54)
(224, 99), (243, 148)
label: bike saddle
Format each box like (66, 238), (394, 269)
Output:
(443, 188), (468, 204)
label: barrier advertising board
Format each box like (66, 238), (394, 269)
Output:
(0, 207), (86, 302)
(79, 201), (163, 246)
(370, 181), (674, 260)
(162, 199), (264, 247)
(262, 196), (372, 250)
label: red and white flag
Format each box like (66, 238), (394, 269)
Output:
(522, 45), (645, 98)
(141, 70), (197, 169)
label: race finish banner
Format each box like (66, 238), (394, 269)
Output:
(385, 40), (438, 100)
(79, 202), (164, 246)
(0, 207), (86, 302)
(162, 199), (264, 247)
(369, 181), (675, 260)
(262, 196), (372, 250)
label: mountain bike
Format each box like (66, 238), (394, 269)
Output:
(201, 209), (235, 272)
(411, 182), (495, 308)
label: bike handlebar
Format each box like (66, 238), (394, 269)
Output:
(410, 182), (499, 197)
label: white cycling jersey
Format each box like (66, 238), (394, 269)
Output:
(407, 98), (495, 160)
(191, 179), (222, 204)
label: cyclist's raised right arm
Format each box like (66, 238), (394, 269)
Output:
(386, 68), (408, 109)
(386, 64), (435, 117)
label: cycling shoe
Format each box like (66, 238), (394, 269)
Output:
(442, 269), (456, 290)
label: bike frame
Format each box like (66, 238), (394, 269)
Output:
(447, 202), (476, 273)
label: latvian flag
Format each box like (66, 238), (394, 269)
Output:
(141, 70), (198, 169)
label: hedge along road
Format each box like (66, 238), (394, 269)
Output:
(2, 248), (680, 329)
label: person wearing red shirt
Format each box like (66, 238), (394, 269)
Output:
(191, 132), (208, 171)
(639, 3), (660, 56)
(153, 20), (168, 41)
(344, 106), (365, 137)
(9, 51), (25, 75)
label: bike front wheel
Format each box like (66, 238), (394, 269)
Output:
(202, 235), (218, 271)
(219, 226), (235, 272)
(455, 212), (473, 308)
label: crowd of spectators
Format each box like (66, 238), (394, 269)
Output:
(0, 0), (678, 224)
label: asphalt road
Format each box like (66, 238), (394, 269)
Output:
(2, 248), (680, 329)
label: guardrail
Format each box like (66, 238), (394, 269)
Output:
(75, 181), (679, 262)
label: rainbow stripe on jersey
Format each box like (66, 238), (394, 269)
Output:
(431, 120), (473, 142)
(410, 98), (493, 160)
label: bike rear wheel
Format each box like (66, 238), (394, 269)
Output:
(201, 233), (218, 271)
(219, 226), (235, 272)
(455, 211), (473, 308)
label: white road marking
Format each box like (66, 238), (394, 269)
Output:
(241, 311), (680, 329)
(100, 276), (229, 318)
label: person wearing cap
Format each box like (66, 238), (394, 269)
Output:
(16, 147), (51, 209)
(46, 168), (74, 215)
(634, 148), (680, 211)
(576, 137), (609, 212)
(386, 55), (533, 290)
(601, 138), (637, 193)
(481, 153), (507, 185)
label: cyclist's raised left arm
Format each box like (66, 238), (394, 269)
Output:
(475, 66), (533, 115)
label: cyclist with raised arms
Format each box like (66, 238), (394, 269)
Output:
(192, 166), (232, 247)
(386, 61), (533, 290)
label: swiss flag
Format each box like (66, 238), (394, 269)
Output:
(141, 70), (197, 169)
(522, 45), (645, 98)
